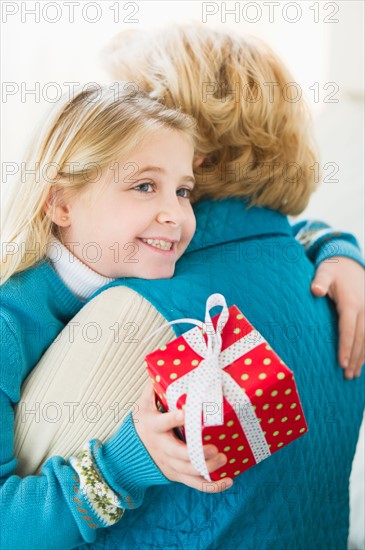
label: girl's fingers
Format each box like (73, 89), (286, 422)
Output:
(163, 441), (220, 462)
(199, 477), (233, 493)
(152, 408), (185, 432)
(138, 385), (235, 488)
(162, 436), (222, 466)
(162, 435), (191, 462)
(138, 384), (185, 432)
(167, 451), (227, 478)
(311, 270), (331, 297)
(203, 445), (219, 459)
(353, 343), (364, 378)
(337, 308), (357, 376)
(157, 431), (225, 473)
(348, 313), (365, 378)
(177, 473), (233, 493)
(137, 379), (158, 411)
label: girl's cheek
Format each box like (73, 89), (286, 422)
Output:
(189, 213), (197, 236)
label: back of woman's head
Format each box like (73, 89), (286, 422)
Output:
(106, 25), (318, 215)
(1, 85), (196, 284)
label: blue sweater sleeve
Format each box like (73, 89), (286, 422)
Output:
(291, 219), (365, 269)
(0, 317), (169, 549)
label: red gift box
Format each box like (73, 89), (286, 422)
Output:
(145, 294), (308, 481)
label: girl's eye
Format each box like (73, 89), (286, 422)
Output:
(133, 182), (154, 193)
(177, 187), (192, 199)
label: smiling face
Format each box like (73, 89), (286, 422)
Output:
(55, 129), (196, 279)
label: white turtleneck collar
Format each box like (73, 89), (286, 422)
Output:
(46, 237), (115, 302)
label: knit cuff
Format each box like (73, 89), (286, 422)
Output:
(292, 220), (364, 270)
(94, 413), (171, 506)
(70, 441), (124, 526)
(313, 239), (365, 269)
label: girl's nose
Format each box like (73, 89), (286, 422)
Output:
(156, 196), (186, 226)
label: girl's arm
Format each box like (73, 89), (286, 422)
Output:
(292, 219), (364, 269)
(292, 219), (365, 378)
(0, 312), (169, 549)
(5, 289), (228, 549)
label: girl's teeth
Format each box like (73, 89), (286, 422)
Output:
(142, 239), (173, 250)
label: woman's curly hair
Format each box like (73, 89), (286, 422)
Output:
(105, 25), (319, 215)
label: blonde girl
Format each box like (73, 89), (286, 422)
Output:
(1, 85), (197, 284)
(1, 85), (231, 549)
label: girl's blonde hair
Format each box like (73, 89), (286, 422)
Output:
(106, 25), (319, 215)
(1, 85), (196, 284)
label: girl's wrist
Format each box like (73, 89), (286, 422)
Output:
(93, 413), (171, 506)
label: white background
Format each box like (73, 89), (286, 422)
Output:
(1, 1), (364, 547)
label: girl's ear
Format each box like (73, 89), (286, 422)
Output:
(43, 188), (71, 227)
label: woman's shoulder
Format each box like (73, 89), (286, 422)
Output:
(189, 198), (292, 253)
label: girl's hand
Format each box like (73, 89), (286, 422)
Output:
(311, 257), (365, 379)
(134, 381), (233, 492)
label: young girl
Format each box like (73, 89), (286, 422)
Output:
(2, 41), (362, 548)
(1, 85), (232, 549)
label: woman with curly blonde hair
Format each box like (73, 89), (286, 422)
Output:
(107, 26), (317, 214)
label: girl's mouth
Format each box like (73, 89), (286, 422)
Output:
(139, 238), (176, 253)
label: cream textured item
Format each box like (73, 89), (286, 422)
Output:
(14, 286), (174, 476)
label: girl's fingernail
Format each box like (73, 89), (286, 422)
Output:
(343, 358), (349, 368)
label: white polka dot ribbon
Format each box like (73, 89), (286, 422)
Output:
(144, 294), (271, 481)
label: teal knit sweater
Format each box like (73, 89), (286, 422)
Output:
(89, 200), (365, 550)
(0, 203), (364, 549)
